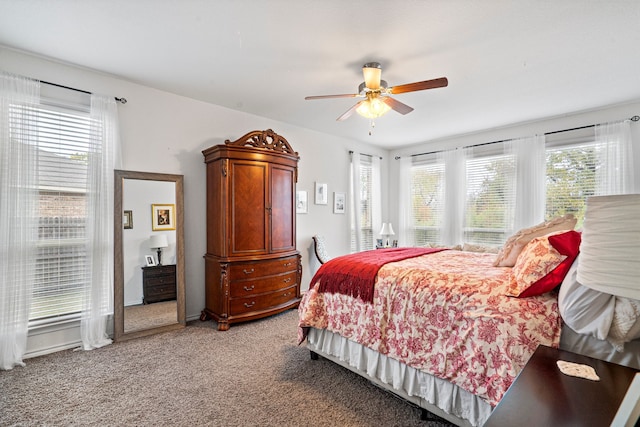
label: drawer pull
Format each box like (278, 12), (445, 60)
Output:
(243, 301), (256, 308)
(283, 262), (292, 267)
(283, 278), (291, 283)
(243, 268), (255, 275)
(243, 285), (255, 292)
(283, 292), (292, 297)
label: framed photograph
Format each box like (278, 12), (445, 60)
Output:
(392, 239), (398, 248)
(333, 192), (345, 214)
(123, 210), (133, 229)
(144, 255), (156, 267)
(315, 182), (328, 205)
(376, 239), (383, 249)
(296, 190), (308, 214)
(151, 204), (176, 231)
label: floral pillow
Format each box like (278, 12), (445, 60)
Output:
(493, 214), (577, 267)
(507, 230), (582, 298)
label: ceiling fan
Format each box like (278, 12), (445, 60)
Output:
(305, 62), (448, 121)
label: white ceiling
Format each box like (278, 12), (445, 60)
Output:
(1, 0), (640, 149)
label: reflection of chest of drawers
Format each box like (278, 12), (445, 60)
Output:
(142, 264), (177, 304)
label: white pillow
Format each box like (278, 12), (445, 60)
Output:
(558, 255), (615, 341)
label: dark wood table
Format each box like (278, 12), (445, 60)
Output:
(484, 344), (639, 427)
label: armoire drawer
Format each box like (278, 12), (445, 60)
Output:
(230, 272), (297, 298)
(227, 256), (298, 281)
(229, 285), (298, 315)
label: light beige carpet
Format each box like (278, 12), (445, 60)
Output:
(0, 309), (454, 427)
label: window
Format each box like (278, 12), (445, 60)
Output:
(351, 155), (373, 251)
(410, 159), (444, 245)
(545, 141), (599, 228)
(11, 98), (94, 322)
(464, 151), (515, 246)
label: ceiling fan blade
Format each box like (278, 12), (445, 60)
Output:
(305, 94), (359, 100)
(389, 77), (448, 95)
(381, 96), (414, 115)
(336, 101), (364, 121)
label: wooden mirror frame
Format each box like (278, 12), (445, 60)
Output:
(114, 170), (186, 341)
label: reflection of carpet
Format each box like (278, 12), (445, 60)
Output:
(124, 300), (177, 333)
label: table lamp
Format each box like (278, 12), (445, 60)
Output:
(149, 234), (169, 266)
(380, 222), (395, 247)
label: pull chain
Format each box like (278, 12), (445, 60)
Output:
(368, 119), (376, 136)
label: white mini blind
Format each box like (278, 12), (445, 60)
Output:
(410, 160), (444, 246)
(350, 155), (374, 251)
(545, 141), (599, 228)
(11, 100), (93, 321)
(464, 152), (515, 246)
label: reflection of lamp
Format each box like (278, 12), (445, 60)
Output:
(356, 93), (391, 119)
(577, 194), (640, 300)
(379, 222), (395, 247)
(149, 234), (169, 266)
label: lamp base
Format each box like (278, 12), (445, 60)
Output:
(156, 248), (163, 266)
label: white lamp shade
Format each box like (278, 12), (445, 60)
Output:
(149, 234), (169, 249)
(380, 223), (395, 236)
(576, 194), (640, 300)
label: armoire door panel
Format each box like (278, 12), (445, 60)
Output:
(270, 165), (295, 252)
(230, 161), (268, 255)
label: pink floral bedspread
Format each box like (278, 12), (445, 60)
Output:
(298, 250), (562, 406)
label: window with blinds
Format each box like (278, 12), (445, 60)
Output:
(14, 99), (93, 322)
(545, 141), (599, 228)
(410, 160), (444, 245)
(350, 155), (374, 252)
(464, 152), (515, 245)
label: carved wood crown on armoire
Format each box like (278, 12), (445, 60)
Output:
(200, 129), (302, 331)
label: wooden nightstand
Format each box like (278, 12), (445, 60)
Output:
(484, 345), (639, 427)
(141, 264), (177, 304)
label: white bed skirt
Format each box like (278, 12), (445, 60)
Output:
(307, 327), (492, 427)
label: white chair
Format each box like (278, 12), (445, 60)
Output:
(312, 235), (331, 264)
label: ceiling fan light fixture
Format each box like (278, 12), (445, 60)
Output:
(362, 62), (382, 90)
(356, 95), (391, 119)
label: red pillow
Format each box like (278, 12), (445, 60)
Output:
(518, 230), (581, 298)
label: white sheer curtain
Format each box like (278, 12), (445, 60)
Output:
(370, 155), (382, 247)
(349, 152), (363, 251)
(0, 72), (40, 370)
(81, 94), (121, 350)
(508, 134), (546, 231)
(440, 148), (466, 247)
(398, 155), (414, 247)
(595, 120), (635, 195)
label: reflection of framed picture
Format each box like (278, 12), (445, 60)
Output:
(315, 182), (328, 205)
(333, 192), (345, 214)
(151, 204), (176, 231)
(145, 255), (156, 267)
(296, 190), (308, 214)
(123, 210), (133, 229)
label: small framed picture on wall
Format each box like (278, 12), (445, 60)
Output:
(315, 182), (328, 205)
(296, 190), (308, 214)
(333, 192), (345, 214)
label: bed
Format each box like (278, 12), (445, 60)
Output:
(298, 219), (640, 427)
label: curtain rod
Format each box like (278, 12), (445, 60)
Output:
(41, 80), (127, 104)
(348, 150), (383, 160)
(395, 115), (640, 160)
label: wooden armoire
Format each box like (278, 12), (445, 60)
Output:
(201, 129), (301, 330)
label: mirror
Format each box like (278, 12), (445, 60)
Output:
(114, 170), (185, 341)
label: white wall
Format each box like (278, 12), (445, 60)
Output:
(1, 46), (387, 349)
